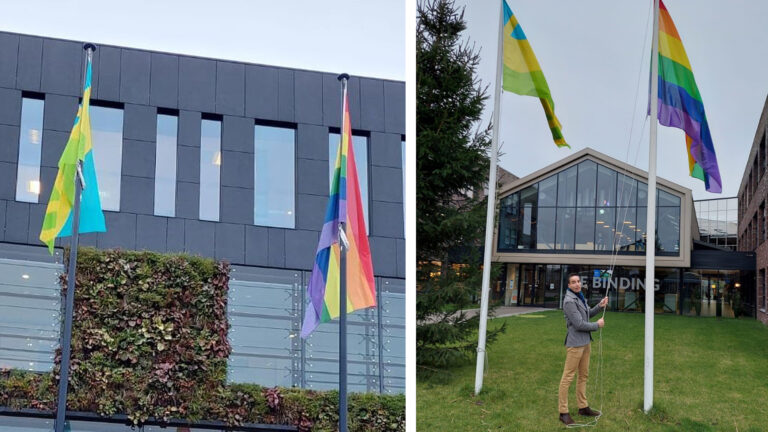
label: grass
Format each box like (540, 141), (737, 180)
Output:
(417, 311), (768, 431)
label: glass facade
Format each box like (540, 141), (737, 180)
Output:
(329, 133), (369, 231)
(0, 258), (60, 372)
(224, 266), (404, 394)
(506, 263), (754, 318)
(498, 160), (681, 255)
(15, 97), (44, 203)
(199, 118), (221, 221)
(90, 105), (124, 211)
(154, 113), (178, 217)
(254, 125), (295, 228)
(695, 197), (737, 250)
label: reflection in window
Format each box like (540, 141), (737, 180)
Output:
(255, 125), (295, 228)
(575, 207), (595, 250)
(381, 278), (405, 394)
(538, 175), (557, 206)
(329, 133), (368, 231)
(16, 97), (44, 203)
(154, 114), (177, 217)
(200, 119), (221, 221)
(0, 259), (60, 372)
(519, 185), (538, 249)
(536, 207), (555, 250)
(658, 207), (680, 252)
(498, 193), (519, 251)
(557, 166), (577, 207)
(596, 165), (616, 207)
(576, 160), (597, 206)
(595, 207), (616, 251)
(90, 105), (124, 211)
(556, 207), (575, 249)
(496, 160), (680, 256)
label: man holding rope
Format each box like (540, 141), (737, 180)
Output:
(559, 273), (608, 426)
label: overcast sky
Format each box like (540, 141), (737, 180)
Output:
(0, 0), (405, 81)
(456, 0), (768, 200)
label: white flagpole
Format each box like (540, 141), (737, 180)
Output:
(474, 0), (505, 396)
(644, 0), (660, 413)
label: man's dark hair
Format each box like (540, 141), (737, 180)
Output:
(567, 273), (581, 283)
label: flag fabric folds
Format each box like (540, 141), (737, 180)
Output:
(300, 84), (376, 338)
(501, 0), (568, 148)
(39, 53), (106, 253)
(656, 0), (722, 193)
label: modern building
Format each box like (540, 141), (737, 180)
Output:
(493, 148), (755, 318)
(0, 28), (405, 420)
(737, 96), (768, 325)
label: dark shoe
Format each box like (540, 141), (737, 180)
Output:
(559, 413), (575, 425)
(578, 407), (601, 417)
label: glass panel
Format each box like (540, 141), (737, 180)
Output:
(595, 207), (616, 250)
(555, 207), (575, 250)
(67, 421), (138, 431)
(637, 181), (648, 207)
(536, 207), (556, 250)
(537, 175), (557, 206)
(615, 207), (637, 251)
(90, 105), (124, 211)
(658, 189), (681, 206)
(617, 174), (637, 207)
(227, 267), (301, 387)
(304, 304), (379, 393)
(200, 119), (221, 221)
(0, 259), (61, 372)
(15, 97), (44, 203)
(574, 207), (595, 251)
(557, 166), (577, 207)
(255, 125), (295, 228)
(596, 165), (617, 207)
(497, 193), (519, 251)
(636, 206), (647, 250)
(154, 114), (177, 217)
(518, 185), (538, 249)
(658, 206), (680, 253)
(330, 133), (369, 231)
(381, 278), (405, 394)
(0, 417), (54, 431)
(576, 160), (597, 207)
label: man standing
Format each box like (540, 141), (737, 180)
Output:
(559, 273), (608, 426)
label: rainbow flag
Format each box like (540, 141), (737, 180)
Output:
(656, 0), (722, 193)
(501, 0), (567, 148)
(301, 83), (376, 338)
(39, 52), (106, 253)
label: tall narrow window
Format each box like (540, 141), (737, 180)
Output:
(254, 125), (295, 228)
(200, 119), (221, 221)
(329, 133), (369, 231)
(154, 113), (178, 217)
(16, 97), (44, 203)
(90, 105), (124, 211)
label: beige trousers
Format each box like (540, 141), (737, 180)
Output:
(558, 343), (590, 413)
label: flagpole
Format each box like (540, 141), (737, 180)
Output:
(54, 42), (95, 432)
(475, 0), (505, 396)
(337, 72), (350, 432)
(644, 0), (660, 413)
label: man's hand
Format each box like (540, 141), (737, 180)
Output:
(599, 296), (609, 308)
(597, 318), (605, 328)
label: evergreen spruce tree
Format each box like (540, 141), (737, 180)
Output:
(417, 0), (505, 368)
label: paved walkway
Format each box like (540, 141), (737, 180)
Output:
(462, 305), (555, 319)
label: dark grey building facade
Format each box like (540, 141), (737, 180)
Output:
(0, 29), (406, 421)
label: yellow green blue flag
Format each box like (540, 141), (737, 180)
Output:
(39, 52), (105, 253)
(502, 0), (568, 148)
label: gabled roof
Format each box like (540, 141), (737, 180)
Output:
(497, 147), (693, 199)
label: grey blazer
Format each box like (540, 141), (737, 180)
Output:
(563, 289), (602, 347)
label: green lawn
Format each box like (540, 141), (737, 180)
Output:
(417, 311), (768, 431)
